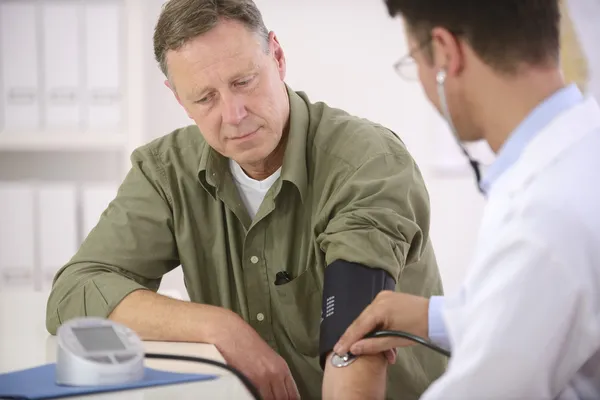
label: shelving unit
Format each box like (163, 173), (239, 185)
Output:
(0, 132), (126, 151)
(0, 0), (154, 163)
(0, 0), (151, 293)
(0, 0), (132, 167)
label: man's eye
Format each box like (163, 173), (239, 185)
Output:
(235, 78), (252, 87)
(195, 94), (213, 104)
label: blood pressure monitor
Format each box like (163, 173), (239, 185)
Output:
(56, 317), (145, 386)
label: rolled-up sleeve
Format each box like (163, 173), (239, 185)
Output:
(316, 151), (431, 281)
(46, 148), (180, 334)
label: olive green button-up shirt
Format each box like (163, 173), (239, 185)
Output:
(47, 86), (446, 399)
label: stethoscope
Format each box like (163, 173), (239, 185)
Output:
(436, 69), (484, 194)
(331, 330), (451, 368)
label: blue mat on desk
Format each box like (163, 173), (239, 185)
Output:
(0, 363), (218, 399)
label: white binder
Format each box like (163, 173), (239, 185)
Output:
(84, 1), (122, 130)
(41, 2), (81, 130)
(0, 2), (40, 131)
(37, 184), (78, 288)
(0, 183), (36, 290)
(81, 183), (119, 240)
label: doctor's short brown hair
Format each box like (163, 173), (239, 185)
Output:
(153, 0), (269, 77)
(384, 0), (561, 74)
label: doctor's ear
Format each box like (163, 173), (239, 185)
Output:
(430, 27), (465, 77)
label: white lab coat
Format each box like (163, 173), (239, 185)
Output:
(422, 96), (600, 399)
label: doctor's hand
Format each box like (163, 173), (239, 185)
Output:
(211, 310), (300, 400)
(334, 291), (430, 358)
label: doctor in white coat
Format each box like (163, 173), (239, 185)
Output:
(334, 0), (600, 398)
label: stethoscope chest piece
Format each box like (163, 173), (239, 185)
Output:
(331, 353), (357, 368)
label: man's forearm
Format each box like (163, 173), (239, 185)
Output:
(322, 352), (388, 400)
(109, 289), (239, 344)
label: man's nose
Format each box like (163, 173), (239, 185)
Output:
(221, 94), (248, 126)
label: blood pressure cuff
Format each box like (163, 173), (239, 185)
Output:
(318, 259), (395, 369)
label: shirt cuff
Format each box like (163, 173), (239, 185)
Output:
(428, 295), (451, 351)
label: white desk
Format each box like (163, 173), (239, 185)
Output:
(0, 291), (253, 399)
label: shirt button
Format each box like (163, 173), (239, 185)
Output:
(257, 313), (265, 322)
(250, 256), (259, 264)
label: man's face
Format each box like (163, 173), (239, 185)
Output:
(165, 19), (289, 166)
(407, 29), (481, 142)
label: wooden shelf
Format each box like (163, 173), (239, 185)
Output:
(0, 132), (126, 152)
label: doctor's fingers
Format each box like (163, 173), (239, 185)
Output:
(384, 348), (398, 364)
(350, 337), (413, 358)
(334, 301), (387, 355)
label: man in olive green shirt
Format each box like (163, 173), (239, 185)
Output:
(46, 0), (445, 398)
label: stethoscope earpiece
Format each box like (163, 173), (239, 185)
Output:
(436, 69), (447, 85)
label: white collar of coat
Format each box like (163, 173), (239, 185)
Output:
(489, 96), (600, 197)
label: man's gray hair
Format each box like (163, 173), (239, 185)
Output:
(153, 0), (270, 77)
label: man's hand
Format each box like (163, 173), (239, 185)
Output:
(211, 312), (300, 400)
(108, 290), (299, 399)
(334, 291), (430, 358)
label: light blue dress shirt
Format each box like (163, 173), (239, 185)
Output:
(428, 83), (584, 350)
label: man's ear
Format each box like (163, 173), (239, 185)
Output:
(269, 31), (286, 80)
(164, 79), (193, 119)
(164, 79), (182, 105)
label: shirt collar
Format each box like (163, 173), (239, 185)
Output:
(197, 84), (309, 202)
(480, 83), (584, 193)
(197, 140), (226, 200)
(279, 85), (309, 203)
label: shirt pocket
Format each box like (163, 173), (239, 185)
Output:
(273, 266), (321, 358)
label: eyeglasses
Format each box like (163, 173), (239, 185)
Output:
(394, 30), (464, 81)
(393, 54), (419, 81)
(393, 38), (432, 81)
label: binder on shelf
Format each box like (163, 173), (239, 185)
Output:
(37, 184), (78, 288)
(81, 183), (119, 240)
(41, 2), (81, 130)
(0, 183), (36, 290)
(84, 2), (122, 131)
(0, 2), (40, 131)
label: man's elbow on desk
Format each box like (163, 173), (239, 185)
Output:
(45, 266), (151, 336)
(322, 351), (388, 400)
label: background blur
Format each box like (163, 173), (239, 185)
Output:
(0, 0), (598, 302)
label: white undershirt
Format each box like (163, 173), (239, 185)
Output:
(229, 159), (281, 220)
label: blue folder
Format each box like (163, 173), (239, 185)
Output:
(0, 363), (218, 399)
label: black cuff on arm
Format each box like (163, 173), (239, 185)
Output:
(319, 259), (395, 369)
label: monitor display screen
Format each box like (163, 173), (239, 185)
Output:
(72, 326), (126, 352)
